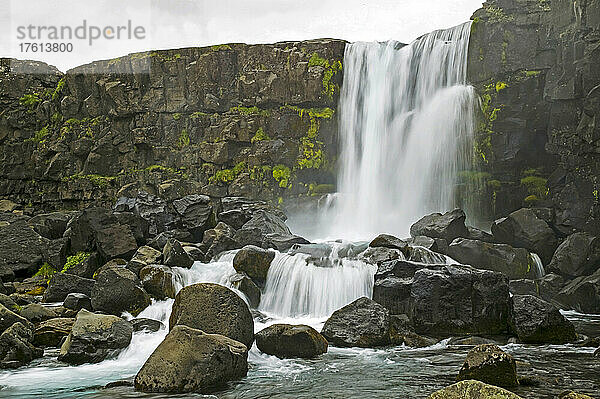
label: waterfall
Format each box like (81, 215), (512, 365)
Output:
(259, 245), (377, 318)
(530, 253), (546, 279)
(323, 22), (477, 240)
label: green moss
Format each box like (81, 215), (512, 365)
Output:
(52, 78), (65, 100)
(24, 125), (49, 144)
(210, 44), (232, 51)
(521, 176), (548, 199)
(307, 53), (343, 98)
(272, 165), (291, 188)
(173, 113), (182, 120)
(310, 184), (335, 195)
(495, 81), (508, 92)
(485, 6), (514, 23)
(209, 161), (247, 184)
(251, 127), (271, 143)
(488, 179), (502, 189)
(178, 129), (190, 147)
(525, 194), (539, 203)
(19, 93), (41, 110)
(62, 173), (117, 187)
(150, 51), (181, 62)
(34, 262), (57, 279)
(190, 111), (208, 119)
(61, 252), (91, 273)
(51, 112), (63, 124)
(538, 0), (551, 11)
(229, 106), (271, 117)
(524, 70), (542, 77)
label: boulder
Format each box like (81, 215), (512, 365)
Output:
(555, 269), (600, 313)
(64, 252), (101, 279)
(509, 295), (577, 344)
(183, 246), (205, 261)
(467, 227), (496, 243)
(139, 264), (177, 299)
(456, 344), (518, 387)
(0, 220), (49, 280)
(169, 283), (254, 348)
(92, 258), (127, 279)
(373, 273), (414, 316)
(95, 224), (138, 261)
(369, 234), (408, 250)
(33, 317), (75, 347)
(58, 309), (133, 364)
(218, 197), (286, 230)
(200, 222), (240, 261)
(42, 273), (96, 303)
(163, 239), (194, 268)
(230, 272), (261, 308)
(91, 268), (151, 316)
(19, 303), (56, 323)
(134, 325), (248, 393)
(547, 233), (600, 278)
(256, 324), (327, 358)
(63, 293), (92, 311)
(321, 297), (391, 348)
(427, 380), (523, 399)
(147, 230), (192, 252)
(0, 322), (43, 368)
(265, 233), (309, 252)
(232, 245), (275, 287)
(411, 236), (449, 255)
(127, 245), (162, 276)
(508, 273), (565, 304)
(558, 393), (594, 399)
(28, 212), (73, 239)
(0, 303), (31, 333)
(113, 211), (150, 247)
(113, 191), (175, 237)
(233, 210), (291, 249)
(491, 208), (558, 264)
(389, 314), (437, 348)
(131, 318), (164, 333)
(172, 194), (215, 241)
(448, 238), (538, 280)
(410, 265), (510, 337)
(0, 293), (19, 312)
(410, 209), (469, 242)
(359, 247), (404, 266)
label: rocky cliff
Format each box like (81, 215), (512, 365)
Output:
(0, 40), (345, 211)
(468, 0), (600, 235)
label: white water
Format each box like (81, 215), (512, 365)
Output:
(310, 22), (477, 241)
(530, 252), (546, 279)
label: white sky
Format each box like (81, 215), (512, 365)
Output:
(1, 0), (483, 72)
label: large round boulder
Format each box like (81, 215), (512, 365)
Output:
(256, 324), (328, 358)
(456, 344), (518, 387)
(58, 309), (133, 364)
(135, 325), (248, 394)
(410, 209), (469, 242)
(169, 283), (254, 348)
(509, 295), (576, 344)
(232, 245), (275, 287)
(321, 297), (391, 348)
(139, 264), (177, 299)
(91, 268), (151, 316)
(427, 380), (522, 399)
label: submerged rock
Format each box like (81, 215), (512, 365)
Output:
(58, 309), (133, 364)
(427, 380), (522, 399)
(456, 344), (518, 387)
(256, 324), (328, 358)
(321, 297), (391, 348)
(169, 283), (254, 348)
(410, 209), (469, 242)
(0, 322), (43, 368)
(509, 295), (576, 344)
(135, 325), (248, 394)
(232, 245), (275, 287)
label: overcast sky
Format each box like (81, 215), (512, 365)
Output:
(1, 0), (483, 72)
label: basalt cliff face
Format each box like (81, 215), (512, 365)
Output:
(0, 40), (344, 211)
(1, 1), (599, 234)
(468, 0), (600, 234)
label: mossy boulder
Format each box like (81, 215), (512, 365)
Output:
(428, 380), (522, 399)
(457, 344), (518, 387)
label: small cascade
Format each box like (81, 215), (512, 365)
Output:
(259, 244), (376, 318)
(530, 253), (546, 279)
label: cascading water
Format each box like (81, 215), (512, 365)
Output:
(316, 21), (477, 240)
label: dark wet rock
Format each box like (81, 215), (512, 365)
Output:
(266, 233), (310, 252)
(28, 211), (74, 239)
(369, 234), (408, 250)
(230, 272), (261, 308)
(0, 220), (49, 280)
(33, 317), (75, 347)
(9, 293), (37, 306)
(114, 192), (174, 237)
(405, 246), (448, 264)
(411, 236), (449, 254)
(93, 258), (127, 279)
(58, 309), (133, 364)
(218, 197), (286, 230)
(508, 274), (564, 305)
(256, 324), (327, 359)
(411, 265), (510, 337)
(19, 303), (56, 323)
(0, 293), (19, 312)
(134, 325), (248, 394)
(183, 246), (205, 261)
(163, 239), (194, 268)
(233, 245), (275, 287)
(359, 247), (404, 265)
(104, 380), (133, 389)
(147, 230), (192, 252)
(91, 268), (151, 316)
(44, 238), (69, 272)
(427, 380), (523, 399)
(509, 295), (576, 344)
(127, 246), (162, 276)
(139, 264), (177, 300)
(200, 223), (240, 261)
(389, 314), (437, 348)
(448, 336), (499, 346)
(172, 194), (215, 241)
(233, 211), (292, 249)
(131, 318), (164, 333)
(169, 283), (254, 348)
(456, 344), (518, 387)
(467, 227), (495, 243)
(373, 274), (413, 316)
(0, 322), (43, 368)
(13, 276), (47, 295)
(491, 208), (558, 265)
(95, 224), (138, 261)
(410, 209), (469, 242)
(555, 269), (600, 314)
(42, 273), (95, 303)
(0, 303), (31, 333)
(63, 293), (92, 312)
(113, 212), (150, 247)
(65, 252), (102, 279)
(448, 238), (538, 280)
(321, 297), (391, 348)
(547, 232), (600, 279)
